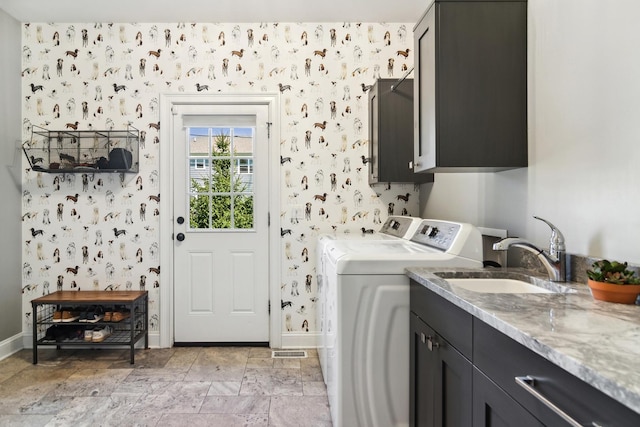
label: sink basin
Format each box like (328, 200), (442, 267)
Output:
(446, 278), (555, 294)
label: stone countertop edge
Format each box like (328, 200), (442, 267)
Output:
(406, 266), (640, 416)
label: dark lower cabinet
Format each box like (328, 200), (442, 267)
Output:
(410, 279), (640, 427)
(410, 314), (436, 427)
(411, 279), (474, 426)
(473, 368), (543, 427)
(435, 332), (472, 427)
(410, 314), (472, 427)
(475, 319), (640, 427)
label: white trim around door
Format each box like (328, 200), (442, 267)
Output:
(159, 93), (281, 349)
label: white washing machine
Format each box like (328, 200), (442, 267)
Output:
(321, 219), (483, 427)
(315, 216), (424, 381)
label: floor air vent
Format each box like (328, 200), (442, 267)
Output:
(272, 350), (308, 359)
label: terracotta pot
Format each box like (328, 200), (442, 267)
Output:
(587, 279), (640, 304)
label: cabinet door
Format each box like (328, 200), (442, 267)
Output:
(413, 4), (436, 173)
(413, 1), (527, 172)
(473, 368), (543, 427)
(410, 313), (472, 427)
(410, 313), (436, 427)
(437, 1), (527, 170)
(369, 79), (432, 183)
(433, 333), (472, 427)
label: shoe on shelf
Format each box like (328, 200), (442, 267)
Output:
(78, 305), (96, 322)
(52, 311), (63, 322)
(110, 311), (130, 322)
(84, 306), (104, 323)
(60, 311), (80, 322)
(85, 312), (104, 323)
(92, 325), (113, 342)
(104, 311), (113, 322)
(84, 329), (94, 342)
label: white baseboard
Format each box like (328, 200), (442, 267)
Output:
(148, 332), (160, 348)
(0, 332), (24, 361)
(280, 332), (319, 349)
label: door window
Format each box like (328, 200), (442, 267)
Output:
(188, 126), (255, 230)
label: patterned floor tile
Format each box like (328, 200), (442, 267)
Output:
(44, 394), (142, 426)
(199, 395), (270, 414)
(0, 414), (54, 426)
(207, 381), (242, 396)
(0, 348), (331, 425)
(240, 368), (303, 396)
(158, 413), (269, 427)
(269, 396), (332, 427)
(302, 381), (328, 396)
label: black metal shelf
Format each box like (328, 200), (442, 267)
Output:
(31, 291), (148, 364)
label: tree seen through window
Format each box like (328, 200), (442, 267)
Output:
(189, 128), (254, 229)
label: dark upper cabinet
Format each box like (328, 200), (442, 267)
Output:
(368, 79), (433, 184)
(413, 0), (528, 173)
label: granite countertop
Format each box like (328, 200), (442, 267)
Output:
(405, 266), (640, 415)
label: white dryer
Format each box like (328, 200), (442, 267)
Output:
(316, 216), (423, 381)
(321, 219), (483, 427)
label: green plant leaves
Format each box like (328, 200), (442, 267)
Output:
(587, 260), (640, 284)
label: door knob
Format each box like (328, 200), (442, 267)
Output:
(177, 216), (185, 224)
(176, 233), (185, 241)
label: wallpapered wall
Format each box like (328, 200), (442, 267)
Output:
(20, 21), (419, 339)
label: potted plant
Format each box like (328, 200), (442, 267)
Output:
(586, 260), (640, 304)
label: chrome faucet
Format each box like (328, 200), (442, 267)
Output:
(492, 216), (566, 282)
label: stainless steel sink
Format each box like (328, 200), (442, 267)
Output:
(445, 278), (555, 294)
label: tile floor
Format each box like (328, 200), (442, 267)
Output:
(0, 347), (332, 426)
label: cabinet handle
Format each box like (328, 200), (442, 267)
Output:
(427, 337), (439, 351)
(515, 376), (582, 427)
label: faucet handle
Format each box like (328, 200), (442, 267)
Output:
(533, 216), (566, 254)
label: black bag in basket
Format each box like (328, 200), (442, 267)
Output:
(108, 148), (133, 170)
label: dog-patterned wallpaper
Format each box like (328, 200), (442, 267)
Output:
(20, 22), (419, 340)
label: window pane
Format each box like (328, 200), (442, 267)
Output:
(189, 194), (210, 229)
(234, 167), (252, 193)
(233, 127), (254, 156)
(190, 160), (211, 191)
(212, 128), (232, 154)
(234, 195), (254, 229)
(211, 158), (231, 192)
(189, 128), (210, 156)
(211, 196), (232, 229)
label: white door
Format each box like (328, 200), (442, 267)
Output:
(173, 103), (270, 343)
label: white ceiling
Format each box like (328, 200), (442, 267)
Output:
(0, 0), (425, 23)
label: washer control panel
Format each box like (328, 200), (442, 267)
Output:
(378, 216), (422, 239)
(410, 220), (461, 251)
